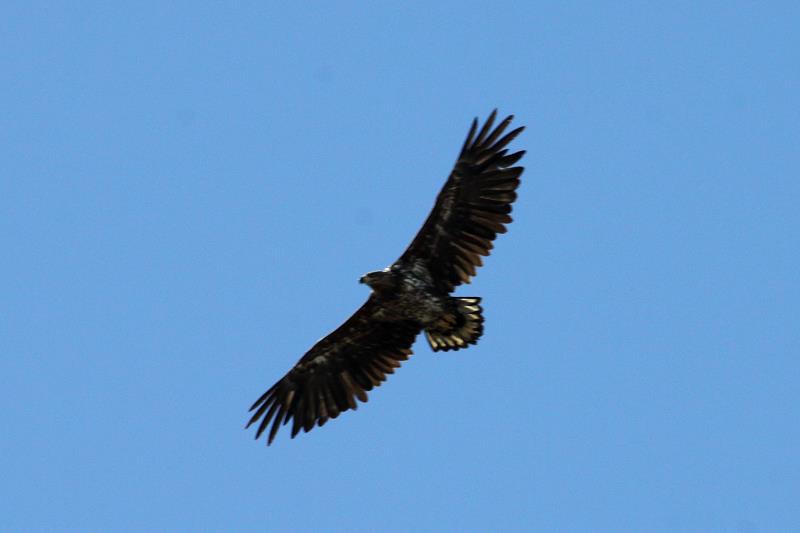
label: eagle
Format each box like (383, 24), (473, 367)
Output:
(247, 110), (525, 444)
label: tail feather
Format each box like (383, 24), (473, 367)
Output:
(425, 297), (484, 352)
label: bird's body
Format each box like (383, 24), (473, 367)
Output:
(362, 265), (445, 323)
(248, 110), (525, 444)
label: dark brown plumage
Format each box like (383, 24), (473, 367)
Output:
(247, 110), (525, 444)
(399, 111), (525, 292)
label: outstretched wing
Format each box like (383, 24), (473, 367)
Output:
(247, 296), (421, 445)
(396, 110), (525, 292)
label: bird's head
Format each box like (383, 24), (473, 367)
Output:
(359, 269), (395, 291)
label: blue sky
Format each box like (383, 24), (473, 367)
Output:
(2, 2), (798, 532)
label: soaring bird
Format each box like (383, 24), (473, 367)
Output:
(247, 110), (525, 444)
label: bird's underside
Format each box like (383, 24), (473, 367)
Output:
(247, 110), (525, 444)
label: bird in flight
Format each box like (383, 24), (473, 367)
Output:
(247, 110), (525, 444)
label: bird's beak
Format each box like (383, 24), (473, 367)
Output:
(359, 276), (366, 284)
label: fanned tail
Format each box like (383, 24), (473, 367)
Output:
(425, 297), (484, 352)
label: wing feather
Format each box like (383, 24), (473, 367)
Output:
(396, 110), (525, 291)
(472, 109), (497, 146)
(247, 296), (421, 444)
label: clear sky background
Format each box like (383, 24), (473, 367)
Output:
(2, 2), (798, 532)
